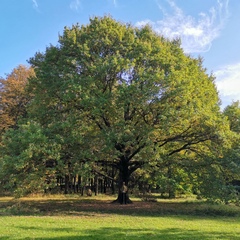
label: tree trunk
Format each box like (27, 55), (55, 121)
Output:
(113, 189), (132, 204)
(73, 175), (76, 193)
(167, 166), (176, 198)
(94, 175), (99, 196)
(112, 157), (132, 204)
(111, 167), (116, 194)
(64, 174), (69, 194)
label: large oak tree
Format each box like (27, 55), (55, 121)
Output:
(9, 16), (229, 202)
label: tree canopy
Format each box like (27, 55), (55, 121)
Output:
(0, 65), (35, 134)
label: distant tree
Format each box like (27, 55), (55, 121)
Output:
(0, 121), (62, 196)
(0, 65), (35, 194)
(184, 101), (240, 203)
(0, 65), (35, 134)
(220, 101), (240, 201)
(224, 101), (240, 133)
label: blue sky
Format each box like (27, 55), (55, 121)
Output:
(1, 0), (239, 108)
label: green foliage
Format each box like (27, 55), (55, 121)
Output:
(215, 101), (240, 203)
(0, 122), (61, 196)
(224, 101), (240, 133)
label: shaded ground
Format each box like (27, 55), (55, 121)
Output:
(0, 195), (239, 217)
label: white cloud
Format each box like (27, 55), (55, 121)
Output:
(136, 0), (229, 53)
(214, 63), (240, 107)
(113, 0), (117, 7)
(32, 0), (38, 9)
(70, 0), (81, 11)
(106, 0), (117, 7)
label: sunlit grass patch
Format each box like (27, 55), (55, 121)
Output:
(0, 195), (239, 239)
(0, 214), (240, 239)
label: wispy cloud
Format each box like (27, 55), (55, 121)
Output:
(32, 0), (39, 10)
(70, 0), (81, 11)
(113, 0), (117, 7)
(107, 0), (117, 7)
(136, 0), (229, 53)
(214, 63), (240, 107)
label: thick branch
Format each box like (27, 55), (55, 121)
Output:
(92, 168), (117, 183)
(128, 143), (146, 161)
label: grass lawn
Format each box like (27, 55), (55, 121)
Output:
(0, 195), (239, 239)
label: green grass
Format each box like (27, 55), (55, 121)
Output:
(0, 195), (239, 239)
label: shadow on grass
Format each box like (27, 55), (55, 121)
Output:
(0, 226), (240, 240)
(0, 197), (239, 218)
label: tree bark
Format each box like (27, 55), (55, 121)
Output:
(64, 174), (69, 194)
(113, 189), (132, 204)
(112, 156), (133, 204)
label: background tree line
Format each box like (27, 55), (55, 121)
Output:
(0, 16), (239, 203)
